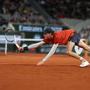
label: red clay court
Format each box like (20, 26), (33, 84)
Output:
(0, 53), (90, 90)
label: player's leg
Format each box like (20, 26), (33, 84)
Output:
(78, 39), (90, 67)
(78, 39), (88, 58)
(78, 39), (90, 51)
(67, 41), (81, 59)
(67, 41), (90, 67)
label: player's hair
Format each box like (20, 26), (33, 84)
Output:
(43, 28), (54, 35)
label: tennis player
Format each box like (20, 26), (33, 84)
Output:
(16, 28), (90, 67)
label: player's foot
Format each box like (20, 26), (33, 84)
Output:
(80, 60), (90, 68)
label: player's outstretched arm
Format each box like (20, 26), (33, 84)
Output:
(37, 44), (59, 65)
(28, 41), (45, 49)
(15, 41), (45, 51)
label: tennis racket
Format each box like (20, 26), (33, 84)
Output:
(5, 32), (16, 43)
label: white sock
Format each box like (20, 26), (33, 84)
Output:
(80, 57), (86, 61)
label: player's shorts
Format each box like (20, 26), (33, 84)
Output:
(69, 32), (81, 45)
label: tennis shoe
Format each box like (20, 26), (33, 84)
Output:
(80, 60), (90, 68)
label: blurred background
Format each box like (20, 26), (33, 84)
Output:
(0, 0), (90, 54)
